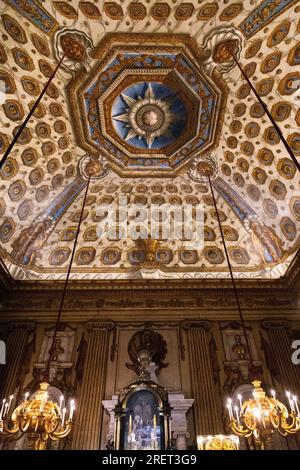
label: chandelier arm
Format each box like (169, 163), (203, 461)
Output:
(207, 174), (254, 365)
(51, 423), (73, 440)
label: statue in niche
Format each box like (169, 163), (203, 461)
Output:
(48, 338), (65, 362)
(223, 365), (243, 394)
(232, 335), (247, 360)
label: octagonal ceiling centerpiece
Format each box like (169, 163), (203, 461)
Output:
(67, 34), (228, 177)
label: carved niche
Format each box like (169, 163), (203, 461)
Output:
(126, 327), (169, 376)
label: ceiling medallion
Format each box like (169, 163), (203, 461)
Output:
(54, 27), (94, 73)
(113, 83), (183, 149)
(78, 154), (110, 180)
(67, 33), (229, 177)
(189, 154), (219, 182)
(202, 27), (243, 75)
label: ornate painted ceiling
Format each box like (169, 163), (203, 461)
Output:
(0, 0), (299, 281)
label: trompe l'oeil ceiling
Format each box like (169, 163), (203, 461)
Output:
(0, 0), (299, 281)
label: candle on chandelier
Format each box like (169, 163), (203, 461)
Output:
(237, 394), (243, 413)
(286, 391), (295, 412)
(227, 399), (233, 420)
(153, 413), (157, 432)
(234, 406), (240, 426)
(24, 392), (29, 402)
(293, 396), (300, 416)
(0, 398), (5, 420)
(59, 395), (64, 412)
(69, 400), (75, 421)
(62, 407), (66, 427)
(3, 402), (9, 417)
(197, 436), (204, 450)
(271, 390), (276, 399)
(129, 414), (132, 436)
(7, 395), (13, 414)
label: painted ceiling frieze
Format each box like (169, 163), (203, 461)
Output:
(239, 0), (299, 39)
(3, 0), (58, 35)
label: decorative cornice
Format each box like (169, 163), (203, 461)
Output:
(85, 321), (115, 331)
(261, 319), (290, 330)
(7, 322), (35, 332)
(181, 320), (211, 330)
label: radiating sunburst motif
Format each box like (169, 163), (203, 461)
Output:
(113, 83), (180, 148)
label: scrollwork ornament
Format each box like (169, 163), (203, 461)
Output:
(78, 154), (110, 181)
(202, 27), (243, 75)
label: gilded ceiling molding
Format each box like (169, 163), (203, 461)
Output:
(239, 0), (299, 39)
(3, 0), (58, 35)
(66, 32), (228, 177)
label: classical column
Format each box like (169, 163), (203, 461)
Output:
(262, 320), (300, 392)
(71, 321), (114, 450)
(183, 321), (223, 435)
(0, 322), (35, 398)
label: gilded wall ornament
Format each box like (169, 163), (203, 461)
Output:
(53, 1), (78, 19)
(239, 0), (296, 39)
(174, 3), (194, 21)
(278, 72), (300, 95)
(1, 14), (27, 43)
(269, 180), (287, 200)
(103, 2), (124, 20)
(267, 19), (291, 47)
(78, 154), (110, 181)
(54, 28), (94, 73)
(75, 247), (96, 265)
(0, 218), (15, 243)
(79, 2), (101, 19)
(12, 48), (34, 71)
(2, 100), (24, 122)
(219, 3), (243, 21)
(31, 33), (51, 56)
(150, 2), (171, 22)
(188, 154), (219, 182)
(277, 158), (296, 180)
(287, 41), (300, 66)
(202, 27), (243, 75)
(197, 2), (219, 21)
(128, 2), (147, 20)
(5, 0), (57, 34)
(280, 217), (296, 241)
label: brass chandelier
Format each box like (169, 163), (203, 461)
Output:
(0, 383), (74, 450)
(227, 381), (300, 449)
(203, 161), (300, 449)
(0, 172), (92, 450)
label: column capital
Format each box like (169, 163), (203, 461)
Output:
(85, 320), (115, 331)
(181, 320), (211, 331)
(262, 319), (289, 330)
(7, 322), (35, 332)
